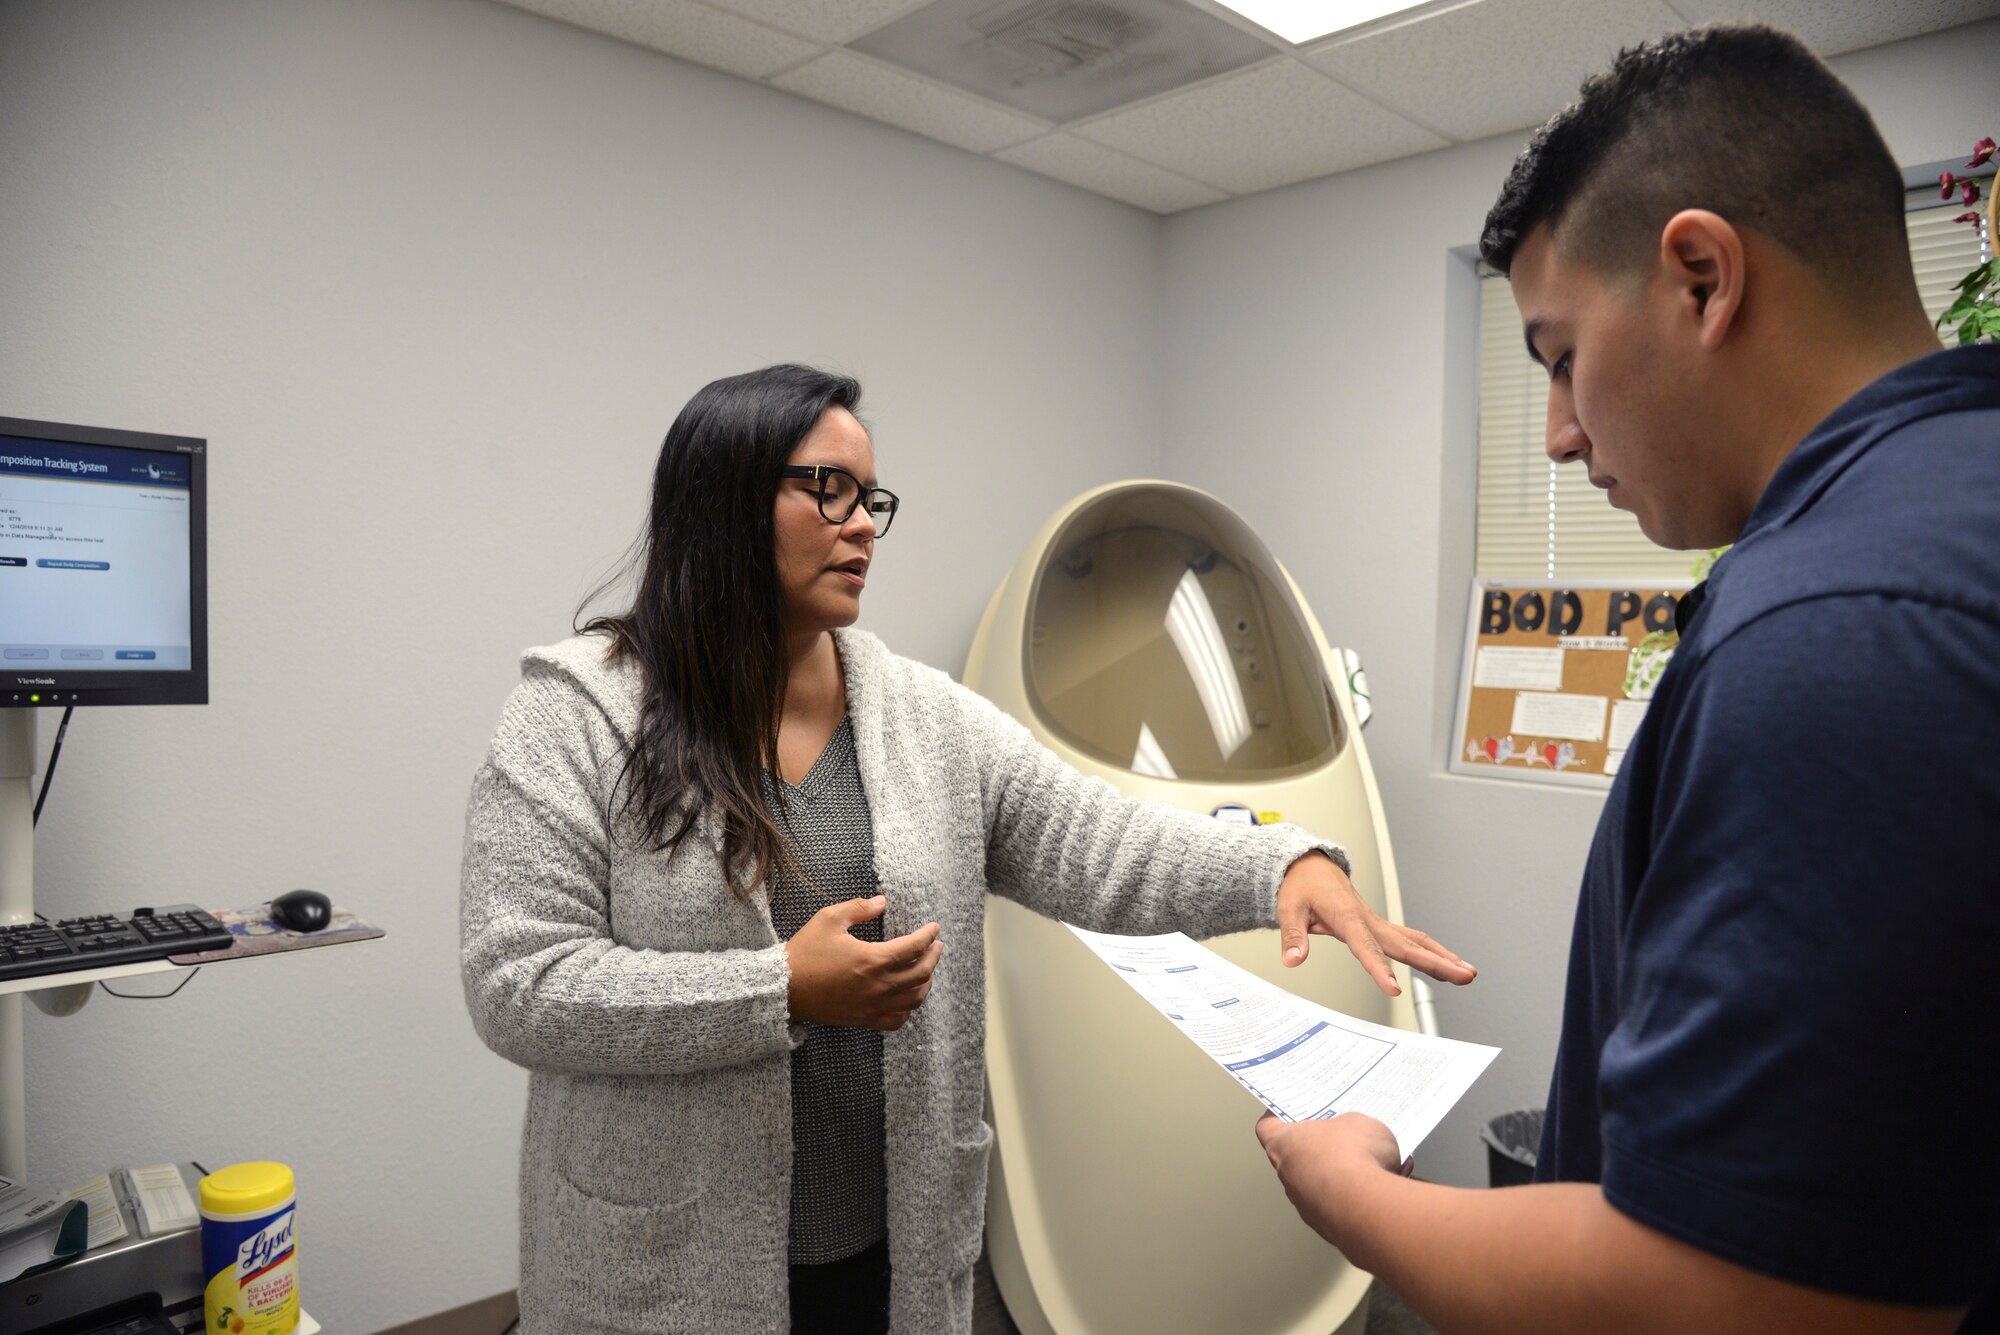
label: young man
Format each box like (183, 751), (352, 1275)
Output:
(1256, 25), (1999, 1335)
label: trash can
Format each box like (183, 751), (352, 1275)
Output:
(1481, 1108), (1543, 1188)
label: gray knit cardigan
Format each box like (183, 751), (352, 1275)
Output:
(460, 628), (1346, 1334)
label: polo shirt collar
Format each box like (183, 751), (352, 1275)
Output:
(1736, 344), (2000, 550)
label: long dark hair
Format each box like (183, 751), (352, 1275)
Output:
(581, 364), (863, 898)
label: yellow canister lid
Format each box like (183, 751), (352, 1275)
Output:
(200, 1162), (295, 1216)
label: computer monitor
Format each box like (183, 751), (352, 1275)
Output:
(0, 416), (207, 707)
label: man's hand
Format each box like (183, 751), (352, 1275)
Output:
(785, 896), (942, 1030)
(1276, 851), (1476, 993)
(1256, 1112), (1403, 1247)
(1254, 1114), (1969, 1335)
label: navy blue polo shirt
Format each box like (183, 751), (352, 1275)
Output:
(1538, 345), (2000, 1323)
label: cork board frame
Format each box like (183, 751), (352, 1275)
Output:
(1449, 577), (1695, 789)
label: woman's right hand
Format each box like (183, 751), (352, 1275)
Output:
(785, 896), (943, 1031)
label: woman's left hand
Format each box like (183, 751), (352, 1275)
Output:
(1276, 852), (1476, 994)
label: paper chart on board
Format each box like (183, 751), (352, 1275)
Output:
(1068, 926), (1499, 1157)
(1509, 691), (1608, 742)
(1608, 698), (1651, 750)
(1473, 646), (1565, 691)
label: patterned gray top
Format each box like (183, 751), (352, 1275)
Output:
(763, 716), (887, 1266)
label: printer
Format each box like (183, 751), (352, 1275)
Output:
(0, 1165), (204, 1335)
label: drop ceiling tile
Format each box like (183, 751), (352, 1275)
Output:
(1074, 57), (1447, 196)
(1664, 0), (2000, 56)
(1307, 0), (1686, 142)
(495, 0), (821, 79)
(772, 50), (1052, 153)
(699, 0), (933, 45)
(847, 0), (1280, 125)
(997, 133), (1230, 212)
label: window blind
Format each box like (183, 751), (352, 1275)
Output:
(1909, 188), (1992, 336)
(1474, 273), (1699, 580)
(1474, 193), (1991, 581)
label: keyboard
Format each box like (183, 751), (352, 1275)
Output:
(0, 904), (234, 983)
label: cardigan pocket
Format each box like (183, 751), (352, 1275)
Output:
(550, 1075), (706, 1206)
(944, 1122), (995, 1275)
(547, 1169), (706, 1319)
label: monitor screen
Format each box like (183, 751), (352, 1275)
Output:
(0, 416), (207, 707)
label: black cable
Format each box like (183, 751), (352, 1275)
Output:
(499, 1320), (519, 1335)
(99, 967), (201, 999)
(30, 705), (74, 826)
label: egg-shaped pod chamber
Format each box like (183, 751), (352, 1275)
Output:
(966, 481), (1417, 1335)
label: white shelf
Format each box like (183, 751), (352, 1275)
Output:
(0, 934), (377, 999)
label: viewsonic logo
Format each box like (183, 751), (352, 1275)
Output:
(15, 677), (54, 686)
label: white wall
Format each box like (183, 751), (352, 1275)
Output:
(1155, 15), (2000, 1192)
(0, 1), (1162, 1327)
(4, 0), (1991, 1323)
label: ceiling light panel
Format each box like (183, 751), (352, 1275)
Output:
(1207, 0), (1436, 44)
(850, 0), (1280, 124)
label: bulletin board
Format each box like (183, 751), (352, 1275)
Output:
(1449, 578), (1693, 789)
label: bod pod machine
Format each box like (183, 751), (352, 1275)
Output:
(964, 481), (1420, 1335)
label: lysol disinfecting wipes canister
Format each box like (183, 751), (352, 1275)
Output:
(199, 1161), (299, 1335)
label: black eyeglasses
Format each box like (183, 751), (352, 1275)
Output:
(781, 465), (899, 536)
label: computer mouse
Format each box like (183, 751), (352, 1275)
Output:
(269, 889), (333, 933)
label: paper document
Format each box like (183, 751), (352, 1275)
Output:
(0, 1174), (89, 1284)
(1068, 926), (1499, 1157)
(1510, 691), (1608, 742)
(127, 1163), (200, 1236)
(1474, 646), (1565, 691)
(64, 1172), (128, 1249)
(1608, 698), (1650, 750)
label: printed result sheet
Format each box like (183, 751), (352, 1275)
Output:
(1069, 926), (1500, 1156)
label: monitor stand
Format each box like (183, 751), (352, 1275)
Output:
(1, 710), (94, 1181)
(2, 710), (34, 1178)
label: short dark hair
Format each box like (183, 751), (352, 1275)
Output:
(1480, 25), (1911, 302)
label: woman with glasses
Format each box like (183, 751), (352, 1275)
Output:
(460, 363), (1474, 1335)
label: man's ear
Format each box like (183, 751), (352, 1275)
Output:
(1659, 209), (1745, 351)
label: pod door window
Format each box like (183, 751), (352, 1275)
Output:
(1025, 488), (1342, 781)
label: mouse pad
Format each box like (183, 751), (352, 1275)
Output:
(168, 902), (385, 963)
